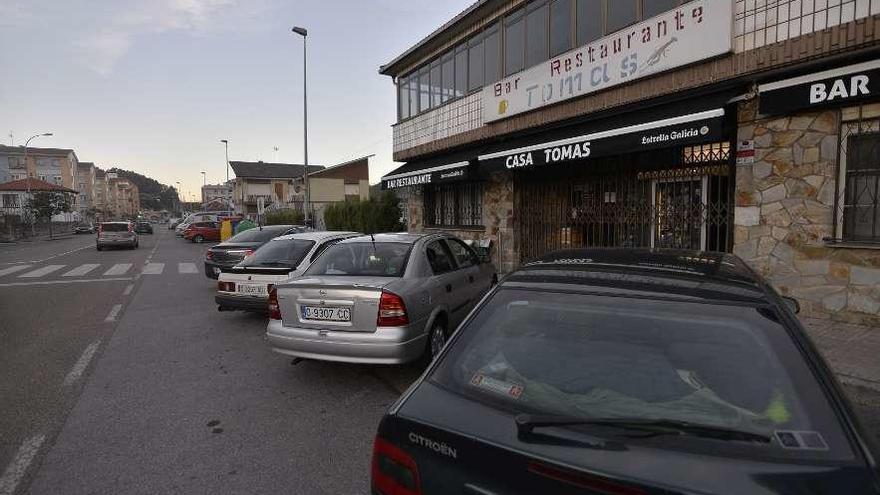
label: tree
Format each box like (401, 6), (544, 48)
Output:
(24, 191), (72, 237)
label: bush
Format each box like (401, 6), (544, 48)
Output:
(264, 209), (304, 226)
(324, 191), (404, 233)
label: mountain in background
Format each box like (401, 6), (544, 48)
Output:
(107, 168), (178, 211)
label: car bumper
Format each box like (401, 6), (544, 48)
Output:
(216, 293), (268, 311)
(265, 319), (427, 364)
(97, 239), (135, 246)
(204, 261), (236, 279)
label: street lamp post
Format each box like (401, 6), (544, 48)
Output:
(201, 171), (207, 206)
(220, 139), (229, 182)
(175, 181), (181, 215)
(23, 132), (53, 236)
(292, 26), (310, 225)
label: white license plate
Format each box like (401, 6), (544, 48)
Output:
(302, 306), (351, 322)
(237, 284), (266, 295)
(213, 267), (221, 275)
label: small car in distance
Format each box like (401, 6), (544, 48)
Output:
(371, 249), (880, 495)
(204, 224), (307, 279)
(216, 231), (359, 312)
(74, 223), (94, 234)
(96, 222), (138, 250)
(184, 221), (220, 243)
(266, 233), (496, 364)
(134, 221), (153, 234)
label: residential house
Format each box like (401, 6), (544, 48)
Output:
(228, 161), (324, 217)
(379, 0), (880, 323)
(76, 162), (97, 218)
(0, 178), (78, 222)
(201, 181), (234, 209)
(293, 155), (372, 225)
(0, 145), (78, 188)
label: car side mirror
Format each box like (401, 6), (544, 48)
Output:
(781, 296), (801, 314)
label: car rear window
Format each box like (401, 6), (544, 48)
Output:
(304, 242), (410, 277)
(430, 289), (854, 461)
(227, 226), (290, 243)
(101, 223), (128, 232)
(239, 239), (315, 268)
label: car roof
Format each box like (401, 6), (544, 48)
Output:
(506, 248), (769, 304)
(337, 232), (432, 244)
(101, 221), (129, 224)
(271, 231), (359, 242)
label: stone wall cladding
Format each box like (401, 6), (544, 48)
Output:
(735, 99), (880, 324)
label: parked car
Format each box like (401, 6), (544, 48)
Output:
(266, 233), (496, 364)
(134, 221), (153, 234)
(168, 218), (181, 229)
(371, 248), (880, 495)
(184, 221), (221, 243)
(216, 231), (359, 311)
(204, 224), (309, 279)
(96, 222), (138, 250)
(74, 223), (94, 234)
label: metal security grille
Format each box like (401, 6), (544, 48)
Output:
(424, 182), (484, 228)
(837, 110), (880, 242)
(515, 144), (732, 263)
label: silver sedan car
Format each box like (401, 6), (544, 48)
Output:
(266, 233), (497, 364)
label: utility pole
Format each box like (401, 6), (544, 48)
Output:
(220, 139), (229, 182)
(292, 26), (310, 225)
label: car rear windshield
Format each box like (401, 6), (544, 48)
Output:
(430, 289), (854, 461)
(239, 239), (315, 268)
(227, 226), (290, 243)
(304, 242), (410, 277)
(101, 223), (128, 232)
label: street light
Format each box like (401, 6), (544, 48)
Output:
(175, 181), (181, 215)
(220, 139), (229, 182)
(292, 26), (310, 224)
(23, 132), (53, 236)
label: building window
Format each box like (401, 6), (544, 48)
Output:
(550, 0), (574, 57)
(54, 176), (63, 184)
(467, 33), (484, 92)
(2, 194), (18, 207)
(606, 0), (638, 33)
(418, 66), (430, 112)
(525, 1), (549, 69)
(398, 77), (409, 120)
(643, 0), (681, 18)
(504, 8), (525, 77)
(424, 182), (484, 228)
(841, 130), (880, 242)
(440, 51), (455, 104)
(484, 23), (502, 85)
(576, 0), (603, 45)
(454, 43), (468, 98)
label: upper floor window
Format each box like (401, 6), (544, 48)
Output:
(606, 0), (638, 33)
(525, 1), (549, 69)
(550, 0), (574, 57)
(504, 8), (525, 77)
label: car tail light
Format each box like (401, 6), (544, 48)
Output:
(244, 249), (254, 258)
(206, 250), (214, 260)
(527, 462), (646, 495)
(371, 437), (421, 495)
(218, 281), (235, 292)
(268, 287), (281, 320)
(97, 224), (103, 234)
(128, 223), (133, 232)
(377, 291), (408, 327)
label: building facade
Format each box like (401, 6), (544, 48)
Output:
(0, 145), (79, 188)
(75, 162), (97, 218)
(381, 0), (880, 323)
(201, 182), (234, 208)
(93, 169), (108, 218)
(0, 178), (79, 222)
(229, 161), (326, 217)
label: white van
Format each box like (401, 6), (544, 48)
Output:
(176, 211), (234, 236)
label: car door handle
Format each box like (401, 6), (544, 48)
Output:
(468, 275), (475, 283)
(446, 284), (452, 293)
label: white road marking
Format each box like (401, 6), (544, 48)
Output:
(17, 265), (65, 278)
(62, 263), (100, 277)
(0, 278), (132, 288)
(62, 341), (101, 387)
(123, 284), (134, 296)
(0, 434), (46, 495)
(104, 304), (123, 322)
(0, 265), (32, 277)
(103, 263), (132, 276)
(178, 262), (198, 274)
(142, 263), (165, 275)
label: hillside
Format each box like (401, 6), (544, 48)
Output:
(107, 168), (178, 211)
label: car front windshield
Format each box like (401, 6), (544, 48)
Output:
(239, 239), (315, 268)
(430, 289), (853, 461)
(101, 223), (128, 232)
(227, 227), (289, 243)
(304, 242), (410, 277)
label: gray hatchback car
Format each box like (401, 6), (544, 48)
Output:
(266, 233), (497, 364)
(96, 221), (138, 250)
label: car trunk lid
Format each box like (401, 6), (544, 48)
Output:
(276, 276), (394, 332)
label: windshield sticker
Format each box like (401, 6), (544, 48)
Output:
(774, 430), (829, 451)
(470, 373), (524, 399)
(764, 391), (792, 424)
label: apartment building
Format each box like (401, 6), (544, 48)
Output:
(380, 0), (880, 323)
(94, 169), (108, 218)
(75, 162), (97, 217)
(105, 173), (140, 219)
(0, 145), (78, 188)
(201, 181), (233, 208)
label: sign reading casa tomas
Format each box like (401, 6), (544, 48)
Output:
(482, 0), (733, 123)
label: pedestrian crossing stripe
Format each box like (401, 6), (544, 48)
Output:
(0, 262), (200, 278)
(62, 264), (100, 277)
(0, 265), (32, 277)
(178, 263), (198, 274)
(103, 263), (132, 276)
(142, 263), (165, 275)
(19, 265), (66, 278)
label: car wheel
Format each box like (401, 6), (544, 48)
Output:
(96, 245), (103, 251)
(426, 321), (448, 362)
(194, 235), (204, 243)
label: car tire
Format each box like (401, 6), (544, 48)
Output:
(424, 320), (448, 365)
(194, 235), (204, 243)
(96, 245), (103, 251)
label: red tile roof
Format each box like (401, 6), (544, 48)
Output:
(0, 178), (77, 193)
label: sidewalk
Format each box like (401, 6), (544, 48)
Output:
(802, 317), (880, 391)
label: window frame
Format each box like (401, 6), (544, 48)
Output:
(443, 237), (480, 269)
(425, 239), (458, 275)
(424, 181), (485, 229)
(836, 112), (880, 244)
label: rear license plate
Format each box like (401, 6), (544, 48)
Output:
(213, 267), (221, 275)
(237, 284), (266, 295)
(302, 306), (351, 322)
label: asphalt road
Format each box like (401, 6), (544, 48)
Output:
(1, 228), (878, 495)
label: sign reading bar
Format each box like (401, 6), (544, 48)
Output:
(482, 0), (733, 123)
(479, 110), (724, 171)
(759, 61), (880, 116)
(382, 162), (470, 190)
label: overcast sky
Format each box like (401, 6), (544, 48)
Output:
(0, 0), (469, 201)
